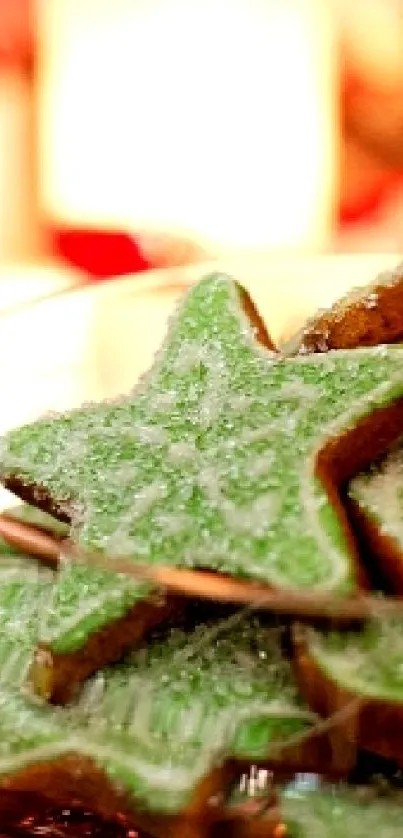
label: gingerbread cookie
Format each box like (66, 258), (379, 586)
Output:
(4, 274), (403, 699)
(293, 616), (403, 764)
(283, 262), (403, 355)
(0, 554), (327, 835)
(282, 264), (403, 592)
(275, 263), (403, 774)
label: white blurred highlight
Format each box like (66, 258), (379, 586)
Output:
(38, 0), (337, 254)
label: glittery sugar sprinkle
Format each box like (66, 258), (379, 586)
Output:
(306, 614), (403, 702)
(3, 274), (403, 654)
(0, 554), (314, 814)
(349, 444), (403, 546)
(281, 782), (403, 837)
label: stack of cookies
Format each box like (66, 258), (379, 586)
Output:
(1, 269), (403, 835)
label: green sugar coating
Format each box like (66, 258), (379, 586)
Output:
(305, 617), (403, 701)
(3, 274), (403, 653)
(0, 554), (54, 678)
(0, 557), (314, 813)
(349, 444), (403, 546)
(73, 617), (314, 812)
(0, 555), (65, 770)
(281, 783), (403, 837)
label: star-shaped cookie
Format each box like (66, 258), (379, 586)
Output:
(3, 273), (403, 699)
(0, 551), (320, 831)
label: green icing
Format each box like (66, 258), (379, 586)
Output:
(305, 617), (403, 701)
(349, 445), (403, 547)
(0, 556), (314, 813)
(282, 784), (403, 837)
(3, 275), (403, 653)
(0, 555), (65, 767)
(42, 563), (151, 653)
(0, 555), (54, 673)
(74, 617), (313, 812)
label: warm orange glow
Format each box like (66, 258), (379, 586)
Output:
(341, 0), (403, 87)
(0, 74), (36, 261)
(38, 0), (337, 254)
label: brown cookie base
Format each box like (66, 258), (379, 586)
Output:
(236, 285), (277, 354)
(30, 596), (181, 704)
(0, 512), (181, 703)
(1, 755), (238, 838)
(0, 788), (282, 838)
(214, 804), (281, 838)
(286, 265), (403, 354)
(284, 263), (403, 596)
(315, 396), (403, 594)
(292, 624), (403, 765)
(0, 790), (137, 837)
(0, 737), (350, 838)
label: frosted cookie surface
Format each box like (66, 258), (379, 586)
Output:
(3, 275), (403, 660)
(0, 557), (313, 814)
(294, 615), (403, 764)
(303, 618), (403, 701)
(349, 447), (403, 547)
(281, 783), (403, 837)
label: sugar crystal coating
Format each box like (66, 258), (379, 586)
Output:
(281, 783), (403, 837)
(305, 617), (403, 701)
(0, 554), (314, 813)
(3, 275), (403, 653)
(349, 445), (403, 545)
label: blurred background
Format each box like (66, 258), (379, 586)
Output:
(1, 0), (403, 308)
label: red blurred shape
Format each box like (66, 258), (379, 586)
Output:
(52, 228), (152, 280)
(0, 0), (34, 72)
